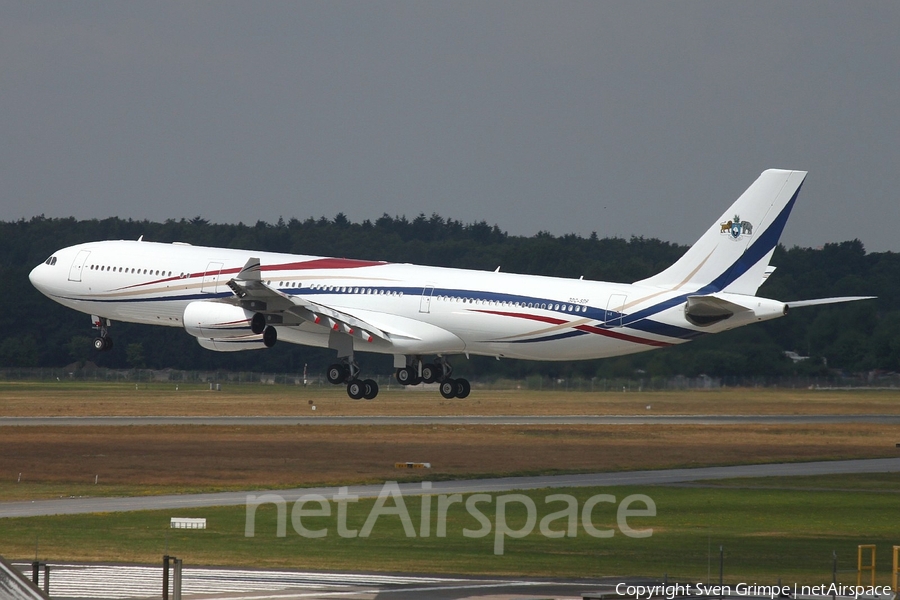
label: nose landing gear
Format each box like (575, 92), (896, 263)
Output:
(91, 316), (114, 352)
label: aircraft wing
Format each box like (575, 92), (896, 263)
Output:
(225, 258), (392, 343)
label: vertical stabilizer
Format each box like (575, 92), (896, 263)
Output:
(635, 169), (807, 296)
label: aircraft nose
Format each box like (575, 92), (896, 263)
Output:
(29, 264), (41, 287)
(29, 262), (50, 294)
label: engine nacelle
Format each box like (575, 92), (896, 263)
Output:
(183, 301), (257, 339)
(184, 301), (277, 349)
(196, 336), (269, 352)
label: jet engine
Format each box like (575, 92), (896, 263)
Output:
(196, 336), (269, 352)
(183, 301), (276, 347)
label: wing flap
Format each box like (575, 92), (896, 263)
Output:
(225, 258), (395, 343)
(285, 298), (395, 342)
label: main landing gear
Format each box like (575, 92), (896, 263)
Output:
(326, 360), (379, 400)
(395, 357), (470, 399)
(91, 316), (114, 352)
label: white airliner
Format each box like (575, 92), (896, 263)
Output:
(30, 169), (871, 399)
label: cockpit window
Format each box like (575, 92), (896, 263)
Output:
(44, 256), (58, 266)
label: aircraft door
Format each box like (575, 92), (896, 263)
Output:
(605, 294), (627, 327)
(67, 250), (91, 282)
(419, 285), (435, 313)
(201, 262), (224, 294)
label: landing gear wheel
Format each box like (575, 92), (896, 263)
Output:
(455, 378), (471, 399)
(439, 379), (457, 399)
(421, 363), (440, 384)
(347, 379), (365, 400)
(93, 336), (113, 351)
(396, 366), (419, 386)
(327, 363), (348, 385)
(363, 379), (379, 400)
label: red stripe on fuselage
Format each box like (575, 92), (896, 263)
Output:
(574, 324), (672, 347)
(261, 258), (386, 271)
(114, 258), (387, 291)
(473, 310), (672, 348)
(472, 310), (567, 325)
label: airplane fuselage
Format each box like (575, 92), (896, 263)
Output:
(29, 239), (756, 362)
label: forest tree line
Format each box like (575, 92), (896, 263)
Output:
(1, 214), (898, 380)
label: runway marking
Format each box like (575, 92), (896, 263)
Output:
(13, 563), (585, 600)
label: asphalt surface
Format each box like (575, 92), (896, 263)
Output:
(3, 414), (900, 426)
(2, 457), (899, 519)
(11, 562), (607, 600)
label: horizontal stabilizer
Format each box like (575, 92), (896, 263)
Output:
(785, 296), (876, 308)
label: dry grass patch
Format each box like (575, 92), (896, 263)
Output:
(1, 423), (896, 501)
(1, 381), (899, 417)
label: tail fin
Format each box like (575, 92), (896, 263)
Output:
(635, 169), (807, 296)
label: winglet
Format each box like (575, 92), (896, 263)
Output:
(237, 258), (261, 281)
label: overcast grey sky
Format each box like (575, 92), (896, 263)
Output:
(2, 2), (898, 251)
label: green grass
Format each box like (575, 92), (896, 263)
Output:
(685, 472), (900, 492)
(3, 479), (898, 584)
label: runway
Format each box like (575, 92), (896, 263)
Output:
(2, 457), (898, 519)
(2, 414), (899, 426)
(11, 562), (601, 600)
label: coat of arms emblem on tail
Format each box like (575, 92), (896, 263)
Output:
(720, 214), (753, 240)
